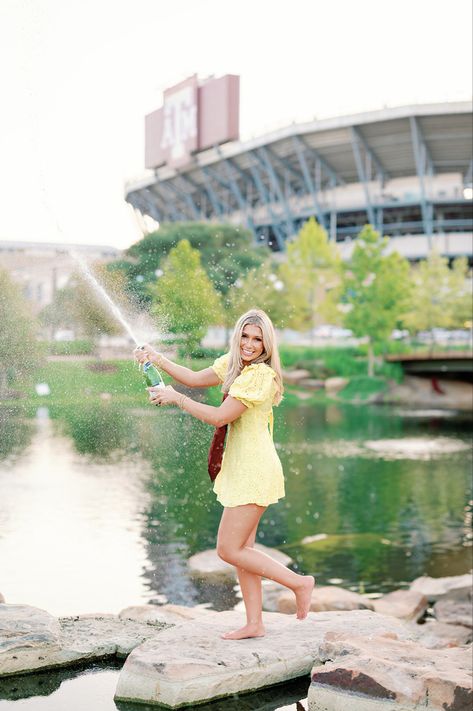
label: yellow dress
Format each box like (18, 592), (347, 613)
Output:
(211, 353), (285, 508)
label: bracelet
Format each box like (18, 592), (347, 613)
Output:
(153, 352), (165, 368)
(177, 393), (188, 409)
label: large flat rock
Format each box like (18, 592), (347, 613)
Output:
(372, 590), (428, 622)
(409, 574), (472, 602)
(308, 631), (472, 711)
(412, 619), (472, 649)
(0, 604), (172, 677)
(433, 588), (473, 629)
(114, 608), (421, 708)
(278, 585), (374, 614)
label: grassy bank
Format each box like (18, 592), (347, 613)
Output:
(279, 344), (404, 381)
(1, 360), (154, 410)
(0, 345), (403, 411)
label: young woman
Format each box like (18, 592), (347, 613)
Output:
(133, 309), (315, 640)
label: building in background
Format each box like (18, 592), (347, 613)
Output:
(126, 75), (472, 262)
(0, 241), (120, 312)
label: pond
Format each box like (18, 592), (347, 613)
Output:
(0, 398), (471, 709)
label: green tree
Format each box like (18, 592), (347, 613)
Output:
(341, 225), (411, 376)
(0, 268), (42, 396)
(278, 217), (341, 333)
(449, 257), (472, 328)
(40, 265), (130, 353)
(110, 222), (270, 306)
(149, 239), (222, 355)
(226, 259), (288, 328)
(39, 285), (78, 338)
(404, 252), (472, 345)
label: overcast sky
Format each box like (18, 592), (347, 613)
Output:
(1, 0), (471, 250)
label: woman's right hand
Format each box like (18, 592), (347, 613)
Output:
(133, 343), (160, 365)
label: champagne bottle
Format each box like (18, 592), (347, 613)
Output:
(142, 360), (165, 389)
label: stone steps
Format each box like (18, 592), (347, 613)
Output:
(114, 609), (419, 707)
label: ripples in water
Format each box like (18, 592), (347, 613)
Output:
(280, 436), (471, 460)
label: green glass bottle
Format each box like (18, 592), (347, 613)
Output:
(142, 360), (165, 389)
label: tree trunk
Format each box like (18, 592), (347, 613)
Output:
(367, 341), (375, 377)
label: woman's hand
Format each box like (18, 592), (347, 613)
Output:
(133, 343), (160, 365)
(147, 384), (179, 407)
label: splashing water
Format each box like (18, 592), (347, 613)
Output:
(69, 250), (139, 345)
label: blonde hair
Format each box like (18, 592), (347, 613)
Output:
(222, 309), (284, 405)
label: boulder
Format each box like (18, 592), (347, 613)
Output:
(187, 545), (293, 582)
(413, 619), (472, 649)
(433, 588), (472, 629)
(299, 378), (325, 390)
(278, 585), (374, 615)
(383, 376), (473, 411)
(372, 589), (428, 622)
(325, 377), (349, 395)
(262, 581), (288, 612)
(409, 574), (472, 602)
(308, 630), (472, 710)
(115, 608), (418, 708)
(119, 604), (212, 625)
(282, 369), (311, 385)
(0, 604), (171, 677)
(0, 604), (61, 677)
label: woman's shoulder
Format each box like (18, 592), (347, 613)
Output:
(241, 361), (276, 378)
(211, 352), (230, 382)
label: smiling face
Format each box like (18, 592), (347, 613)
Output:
(240, 323), (265, 365)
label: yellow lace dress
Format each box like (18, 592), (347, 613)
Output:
(211, 353), (285, 508)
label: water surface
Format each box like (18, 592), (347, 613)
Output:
(0, 399), (471, 708)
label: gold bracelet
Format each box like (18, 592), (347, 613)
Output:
(177, 393), (188, 409)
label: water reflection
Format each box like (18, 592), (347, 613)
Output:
(59, 404), (134, 456)
(0, 663), (310, 711)
(0, 409), (151, 616)
(0, 400), (471, 711)
(0, 401), (471, 615)
(0, 406), (32, 462)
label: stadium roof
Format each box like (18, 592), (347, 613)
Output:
(125, 101), (473, 250)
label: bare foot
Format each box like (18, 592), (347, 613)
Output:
(221, 622), (266, 640)
(294, 575), (315, 619)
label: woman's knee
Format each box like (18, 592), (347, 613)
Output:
(216, 539), (237, 563)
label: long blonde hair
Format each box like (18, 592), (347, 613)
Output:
(222, 309), (284, 405)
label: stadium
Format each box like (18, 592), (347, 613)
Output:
(125, 75), (472, 262)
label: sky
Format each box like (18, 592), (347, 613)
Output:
(1, 0), (472, 251)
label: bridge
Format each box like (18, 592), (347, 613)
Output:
(386, 351), (473, 382)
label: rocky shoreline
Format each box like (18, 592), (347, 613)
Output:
(283, 369), (473, 411)
(1, 551), (471, 710)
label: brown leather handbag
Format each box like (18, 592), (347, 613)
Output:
(207, 393), (228, 481)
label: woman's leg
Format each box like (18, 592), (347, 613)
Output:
(227, 518), (263, 639)
(217, 504), (315, 634)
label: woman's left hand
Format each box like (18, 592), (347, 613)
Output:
(147, 385), (179, 407)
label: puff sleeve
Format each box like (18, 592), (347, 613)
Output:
(211, 353), (230, 383)
(229, 364), (276, 408)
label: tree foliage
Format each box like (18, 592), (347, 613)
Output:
(226, 259), (288, 328)
(278, 217), (341, 332)
(341, 225), (411, 375)
(0, 268), (42, 394)
(111, 222), (270, 306)
(404, 251), (472, 336)
(40, 265), (129, 345)
(149, 239), (222, 355)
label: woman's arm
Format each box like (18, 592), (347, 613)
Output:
(148, 385), (247, 427)
(133, 343), (220, 388)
